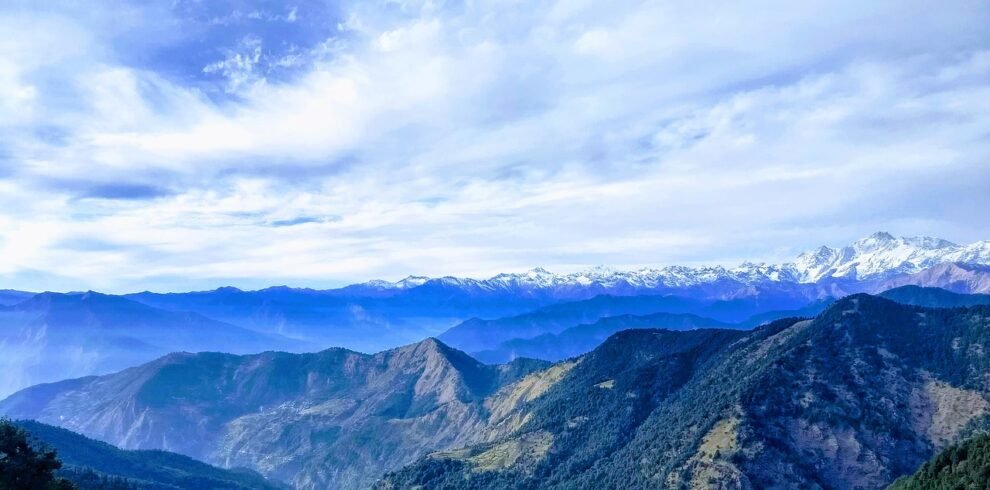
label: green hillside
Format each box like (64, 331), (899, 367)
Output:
(9, 420), (283, 490)
(890, 433), (990, 489)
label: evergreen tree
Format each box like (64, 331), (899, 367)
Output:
(0, 419), (75, 490)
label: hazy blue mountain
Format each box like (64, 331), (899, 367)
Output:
(470, 299), (841, 364)
(124, 285), (547, 352)
(99, 234), (990, 357)
(12, 420), (285, 489)
(0, 289), (34, 306)
(438, 295), (709, 353)
(0, 292), (308, 398)
(734, 297), (835, 327)
(107, 234), (990, 354)
(438, 293), (828, 354)
(379, 295), (990, 489)
(0, 339), (548, 489)
(879, 285), (990, 308)
(472, 312), (736, 363)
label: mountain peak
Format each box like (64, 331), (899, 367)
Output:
(869, 231), (895, 241)
(792, 233), (989, 282)
(387, 337), (461, 362)
(397, 276), (430, 288)
(852, 231), (897, 251)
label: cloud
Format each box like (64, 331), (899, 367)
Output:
(78, 183), (174, 200)
(0, 0), (987, 292)
(269, 215), (339, 227)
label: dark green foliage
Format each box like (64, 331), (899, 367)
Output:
(379, 295), (990, 489)
(58, 468), (134, 490)
(0, 418), (75, 489)
(378, 327), (760, 489)
(11, 421), (283, 490)
(890, 433), (990, 489)
(879, 286), (990, 309)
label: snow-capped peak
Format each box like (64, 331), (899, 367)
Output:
(851, 231), (897, 252)
(396, 276), (430, 288)
(792, 232), (984, 282)
(359, 233), (990, 293)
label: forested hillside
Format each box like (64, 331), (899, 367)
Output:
(379, 295), (990, 489)
(890, 433), (990, 489)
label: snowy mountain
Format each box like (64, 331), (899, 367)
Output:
(792, 232), (990, 282)
(359, 232), (990, 294)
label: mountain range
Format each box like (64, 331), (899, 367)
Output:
(2, 232), (989, 400)
(360, 232), (990, 294)
(5, 293), (990, 489)
(0, 292), (308, 398)
(0, 339), (549, 489)
(379, 294), (990, 489)
(470, 311), (737, 364)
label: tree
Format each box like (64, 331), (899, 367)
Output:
(0, 419), (75, 489)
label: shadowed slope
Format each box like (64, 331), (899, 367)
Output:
(0, 338), (547, 489)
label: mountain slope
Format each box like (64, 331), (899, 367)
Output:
(0, 339), (548, 489)
(366, 233), (990, 292)
(379, 295), (990, 489)
(876, 262), (990, 294)
(879, 285), (990, 308)
(438, 295), (709, 353)
(793, 232), (990, 282)
(13, 420), (284, 489)
(439, 291), (835, 356)
(0, 292), (306, 398)
(0, 289), (34, 306)
(124, 285), (547, 352)
(472, 312), (736, 363)
(889, 433), (990, 489)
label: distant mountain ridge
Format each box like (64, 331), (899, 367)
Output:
(879, 285), (990, 308)
(356, 232), (990, 293)
(3, 233), (990, 403)
(436, 292), (837, 357)
(471, 311), (737, 364)
(0, 291), (308, 398)
(104, 233), (990, 309)
(0, 289), (34, 306)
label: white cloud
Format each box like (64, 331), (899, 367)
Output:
(0, 0), (988, 292)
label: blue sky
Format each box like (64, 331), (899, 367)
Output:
(0, 0), (988, 293)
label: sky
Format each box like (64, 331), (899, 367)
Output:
(0, 0), (988, 293)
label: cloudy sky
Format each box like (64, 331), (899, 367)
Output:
(0, 0), (988, 293)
